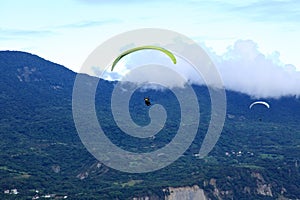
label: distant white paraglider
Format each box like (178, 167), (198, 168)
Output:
(249, 101), (270, 109)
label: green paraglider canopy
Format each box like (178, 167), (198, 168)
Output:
(111, 45), (177, 71)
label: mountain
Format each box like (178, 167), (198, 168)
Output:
(0, 51), (300, 199)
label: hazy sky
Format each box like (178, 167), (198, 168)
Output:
(1, 0), (300, 98)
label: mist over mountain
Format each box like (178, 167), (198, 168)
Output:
(105, 40), (300, 99)
(0, 51), (299, 199)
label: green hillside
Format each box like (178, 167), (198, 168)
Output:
(0, 51), (299, 199)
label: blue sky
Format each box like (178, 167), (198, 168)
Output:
(1, 0), (300, 97)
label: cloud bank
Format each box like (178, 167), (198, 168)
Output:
(214, 40), (300, 98)
(101, 40), (300, 99)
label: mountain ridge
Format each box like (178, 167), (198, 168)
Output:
(0, 50), (299, 199)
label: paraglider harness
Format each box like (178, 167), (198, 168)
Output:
(144, 97), (151, 106)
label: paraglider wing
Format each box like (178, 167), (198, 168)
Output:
(249, 101), (270, 109)
(111, 45), (177, 71)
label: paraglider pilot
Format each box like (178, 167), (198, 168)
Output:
(144, 97), (151, 106)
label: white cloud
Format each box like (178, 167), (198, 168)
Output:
(102, 40), (300, 99)
(213, 40), (300, 98)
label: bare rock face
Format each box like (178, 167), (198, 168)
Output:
(251, 172), (273, 197)
(165, 185), (207, 200)
(17, 66), (42, 82)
